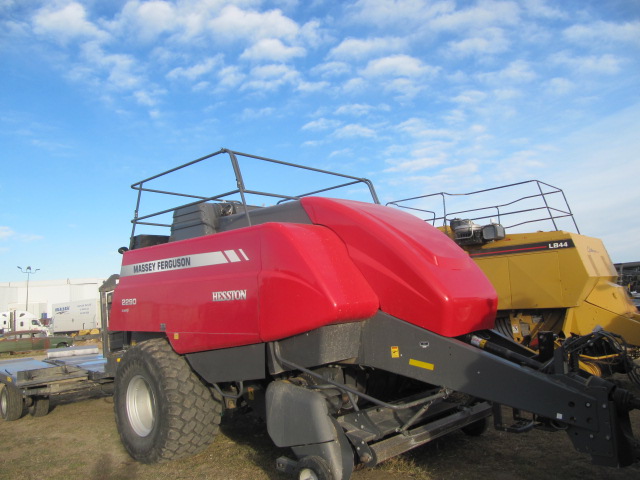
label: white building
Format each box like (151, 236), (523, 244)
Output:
(0, 278), (106, 320)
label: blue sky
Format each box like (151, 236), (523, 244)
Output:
(1, 0), (639, 282)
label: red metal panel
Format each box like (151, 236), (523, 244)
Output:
(110, 227), (263, 353)
(257, 222), (379, 341)
(110, 222), (379, 353)
(300, 197), (497, 337)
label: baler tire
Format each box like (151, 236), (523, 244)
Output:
(29, 396), (50, 417)
(114, 338), (222, 463)
(297, 456), (334, 480)
(0, 383), (25, 421)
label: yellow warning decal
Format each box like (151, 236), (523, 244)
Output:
(174, 333), (180, 340)
(391, 346), (400, 358)
(409, 359), (435, 371)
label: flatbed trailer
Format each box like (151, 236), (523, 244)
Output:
(0, 346), (114, 420)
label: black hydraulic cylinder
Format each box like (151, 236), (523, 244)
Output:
(468, 334), (543, 370)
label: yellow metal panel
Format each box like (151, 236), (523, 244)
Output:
(558, 234), (611, 306)
(564, 302), (640, 345)
(509, 252), (564, 309)
(586, 280), (637, 317)
(475, 257), (512, 309)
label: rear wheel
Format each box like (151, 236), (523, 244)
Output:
(0, 383), (25, 421)
(114, 338), (222, 463)
(29, 396), (50, 417)
(297, 456), (334, 480)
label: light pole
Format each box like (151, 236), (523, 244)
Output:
(17, 266), (40, 312)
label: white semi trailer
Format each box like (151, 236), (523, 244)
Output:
(51, 300), (99, 333)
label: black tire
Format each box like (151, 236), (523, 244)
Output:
(56, 343), (68, 348)
(461, 416), (488, 436)
(29, 396), (50, 417)
(114, 338), (222, 463)
(0, 383), (25, 421)
(297, 456), (334, 480)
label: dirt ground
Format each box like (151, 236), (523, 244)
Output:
(1, 377), (640, 480)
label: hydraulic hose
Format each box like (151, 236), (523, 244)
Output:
(468, 334), (543, 370)
(613, 387), (640, 411)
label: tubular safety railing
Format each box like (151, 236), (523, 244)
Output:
(128, 148), (380, 241)
(387, 180), (580, 234)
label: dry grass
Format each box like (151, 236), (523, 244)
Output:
(1, 384), (640, 480)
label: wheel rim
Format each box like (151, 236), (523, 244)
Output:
(126, 375), (155, 437)
(298, 468), (319, 480)
(0, 387), (6, 418)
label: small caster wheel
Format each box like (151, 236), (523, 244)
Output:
(297, 455), (334, 480)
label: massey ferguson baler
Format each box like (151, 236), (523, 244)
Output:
(102, 149), (639, 480)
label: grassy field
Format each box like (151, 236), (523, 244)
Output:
(1, 382), (639, 480)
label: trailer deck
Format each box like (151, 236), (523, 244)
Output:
(1, 346), (111, 396)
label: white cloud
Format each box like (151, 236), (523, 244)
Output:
(384, 155), (446, 173)
(441, 161), (479, 176)
(341, 77), (367, 93)
(105, 0), (270, 44)
(452, 90), (487, 104)
(133, 86), (166, 107)
(544, 77), (574, 96)
(114, 0), (178, 42)
(167, 56), (222, 80)
(0, 226), (15, 240)
(522, 0), (567, 19)
(80, 42), (142, 90)
(334, 104), (375, 116)
(296, 80), (330, 92)
(329, 148), (353, 158)
(492, 88), (522, 101)
(240, 38), (306, 62)
(0, 226), (43, 242)
(383, 78), (425, 101)
(429, 0), (520, 32)
(328, 37), (407, 61)
(333, 124), (377, 138)
(32, 2), (109, 44)
(311, 61), (351, 78)
(298, 19), (331, 48)
(217, 65), (246, 89)
(564, 21), (640, 47)
(241, 63), (300, 91)
(396, 118), (456, 139)
(477, 59), (537, 84)
(551, 51), (623, 75)
(347, 0), (455, 29)
(360, 55), (437, 78)
(133, 90), (156, 107)
(241, 107), (275, 119)
(302, 118), (341, 131)
(208, 5), (300, 43)
(446, 27), (510, 57)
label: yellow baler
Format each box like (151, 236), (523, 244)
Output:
(455, 228), (640, 350)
